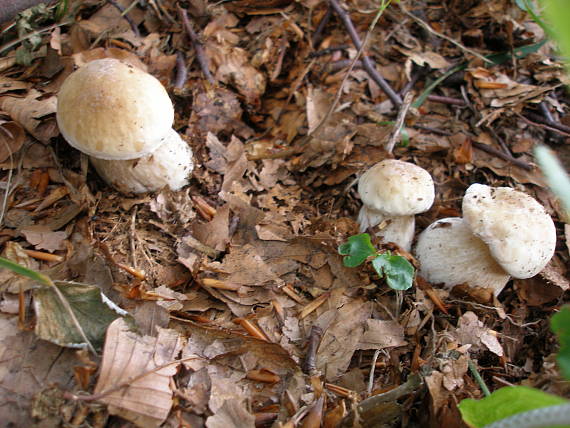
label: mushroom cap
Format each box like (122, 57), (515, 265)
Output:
(57, 58), (174, 160)
(358, 207), (415, 252)
(90, 129), (193, 194)
(415, 217), (511, 296)
(462, 184), (556, 279)
(357, 159), (435, 216)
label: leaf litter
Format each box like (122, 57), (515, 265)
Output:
(0, 0), (569, 426)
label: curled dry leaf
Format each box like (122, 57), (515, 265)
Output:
(94, 318), (185, 428)
(0, 90), (58, 143)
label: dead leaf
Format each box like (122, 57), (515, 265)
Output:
(94, 318), (184, 428)
(0, 90), (58, 143)
(453, 311), (504, 357)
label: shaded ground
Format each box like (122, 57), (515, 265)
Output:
(0, 0), (569, 426)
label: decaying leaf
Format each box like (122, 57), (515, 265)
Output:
(33, 281), (128, 350)
(94, 318), (184, 428)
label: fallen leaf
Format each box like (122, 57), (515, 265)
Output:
(94, 318), (184, 428)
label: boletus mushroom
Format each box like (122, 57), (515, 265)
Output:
(56, 58), (193, 193)
(414, 184), (556, 296)
(357, 159), (435, 251)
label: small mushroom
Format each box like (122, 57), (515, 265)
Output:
(462, 183), (556, 279)
(357, 159), (435, 251)
(56, 58), (193, 193)
(414, 217), (511, 296)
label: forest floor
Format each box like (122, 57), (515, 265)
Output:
(0, 0), (569, 427)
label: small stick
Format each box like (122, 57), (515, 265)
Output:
(299, 292), (330, 319)
(303, 325), (323, 375)
(518, 112), (570, 137)
(177, 5), (215, 85)
(173, 51), (187, 89)
(472, 141), (533, 171)
(308, 44), (351, 58)
(233, 318), (270, 342)
(329, 0), (402, 107)
(524, 111), (570, 135)
(367, 349), (382, 395)
(107, 0), (140, 38)
(311, 6), (332, 48)
(201, 278), (240, 291)
(426, 94), (466, 106)
(23, 249), (64, 263)
(385, 91), (414, 154)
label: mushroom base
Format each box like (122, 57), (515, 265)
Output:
(90, 129), (193, 194)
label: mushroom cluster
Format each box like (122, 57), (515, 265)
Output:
(357, 159), (435, 252)
(414, 183), (556, 296)
(56, 58), (193, 194)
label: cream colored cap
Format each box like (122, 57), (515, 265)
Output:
(357, 159), (435, 216)
(56, 58), (174, 160)
(415, 217), (510, 296)
(462, 184), (556, 279)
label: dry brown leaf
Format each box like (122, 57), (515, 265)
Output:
(94, 318), (184, 428)
(357, 319), (407, 350)
(453, 311), (503, 357)
(21, 229), (68, 252)
(316, 299), (373, 380)
(0, 77), (29, 94)
(0, 90), (58, 143)
(0, 120), (25, 162)
(204, 14), (266, 105)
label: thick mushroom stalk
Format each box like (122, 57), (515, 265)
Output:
(90, 129), (193, 194)
(358, 207), (415, 252)
(357, 159), (435, 251)
(414, 217), (511, 296)
(56, 58), (193, 194)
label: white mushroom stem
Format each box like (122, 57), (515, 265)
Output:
(358, 206), (415, 252)
(90, 129), (193, 194)
(414, 217), (511, 296)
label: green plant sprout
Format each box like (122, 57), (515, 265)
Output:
(338, 233), (415, 291)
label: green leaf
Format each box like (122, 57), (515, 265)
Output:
(552, 306), (570, 380)
(0, 256), (53, 287)
(541, 0), (570, 68)
(338, 233), (377, 267)
(458, 386), (569, 427)
(33, 280), (129, 351)
(534, 145), (570, 217)
(371, 252), (414, 290)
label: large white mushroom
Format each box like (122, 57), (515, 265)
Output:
(414, 184), (557, 296)
(415, 217), (511, 296)
(56, 58), (193, 193)
(462, 183), (556, 279)
(357, 159), (435, 251)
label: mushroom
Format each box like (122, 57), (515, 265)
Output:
(414, 217), (511, 296)
(56, 58), (193, 193)
(357, 159), (435, 251)
(90, 129), (194, 194)
(462, 183), (556, 279)
(414, 184), (556, 296)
